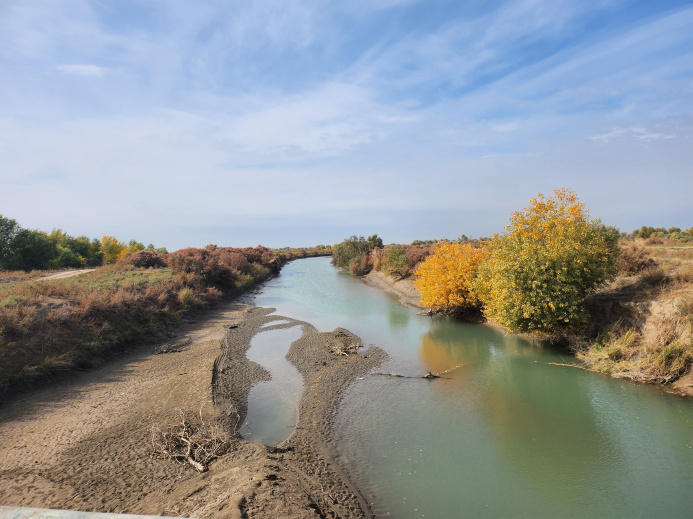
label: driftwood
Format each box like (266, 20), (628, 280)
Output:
(330, 343), (361, 356)
(547, 362), (597, 372)
(151, 408), (230, 472)
(370, 364), (464, 379)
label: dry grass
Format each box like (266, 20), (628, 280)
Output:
(579, 244), (693, 384)
(0, 266), (219, 393)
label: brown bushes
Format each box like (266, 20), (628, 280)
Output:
(168, 246), (282, 288)
(618, 244), (657, 275)
(119, 250), (168, 269)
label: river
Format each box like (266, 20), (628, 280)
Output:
(252, 256), (693, 518)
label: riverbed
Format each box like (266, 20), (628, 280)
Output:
(252, 257), (693, 518)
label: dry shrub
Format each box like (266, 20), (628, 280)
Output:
(674, 263), (693, 283)
(618, 244), (656, 275)
(119, 250), (167, 269)
(405, 244), (433, 272)
(579, 297), (693, 383)
(151, 409), (230, 472)
(370, 247), (383, 271)
(641, 266), (667, 286)
(349, 255), (372, 276)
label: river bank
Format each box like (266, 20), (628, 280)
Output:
(362, 264), (693, 396)
(0, 298), (387, 518)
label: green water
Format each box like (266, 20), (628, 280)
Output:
(243, 325), (305, 446)
(253, 257), (693, 518)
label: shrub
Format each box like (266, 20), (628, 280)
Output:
(474, 188), (619, 333)
(383, 245), (409, 277)
(405, 245), (432, 272)
(618, 244), (656, 275)
(414, 242), (487, 311)
(348, 255), (372, 276)
(641, 266), (667, 286)
(50, 246), (84, 269)
(332, 235), (382, 272)
(119, 250), (168, 269)
(370, 247), (384, 271)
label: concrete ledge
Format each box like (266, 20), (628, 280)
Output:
(0, 508), (187, 519)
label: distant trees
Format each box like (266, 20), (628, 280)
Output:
(630, 225), (693, 243)
(0, 214), (166, 271)
(332, 235), (383, 273)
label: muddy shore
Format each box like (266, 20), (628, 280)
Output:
(0, 300), (387, 518)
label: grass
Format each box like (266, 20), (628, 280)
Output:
(578, 244), (693, 384)
(0, 265), (251, 393)
(0, 246), (329, 395)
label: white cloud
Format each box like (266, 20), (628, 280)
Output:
(590, 126), (676, 143)
(56, 64), (109, 76)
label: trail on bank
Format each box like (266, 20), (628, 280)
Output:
(0, 299), (387, 518)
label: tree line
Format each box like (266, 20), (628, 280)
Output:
(0, 214), (167, 271)
(332, 189), (625, 335)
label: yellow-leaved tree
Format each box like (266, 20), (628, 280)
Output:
(100, 236), (126, 264)
(414, 242), (487, 312)
(474, 188), (619, 333)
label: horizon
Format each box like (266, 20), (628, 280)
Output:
(1, 1), (692, 250)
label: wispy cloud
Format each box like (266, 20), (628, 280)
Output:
(591, 126), (677, 143)
(1, 0), (692, 248)
(56, 64), (110, 77)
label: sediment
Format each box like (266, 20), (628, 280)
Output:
(0, 299), (388, 518)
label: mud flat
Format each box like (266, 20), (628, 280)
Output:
(0, 300), (387, 518)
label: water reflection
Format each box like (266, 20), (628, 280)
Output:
(387, 304), (410, 331)
(256, 258), (693, 518)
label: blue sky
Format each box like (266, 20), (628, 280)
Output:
(1, 0), (692, 250)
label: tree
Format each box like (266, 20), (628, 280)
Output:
(414, 242), (487, 311)
(332, 235), (379, 270)
(101, 236), (126, 264)
(6, 229), (57, 271)
(367, 234), (383, 249)
(474, 188), (619, 333)
(383, 245), (409, 277)
(0, 215), (21, 269)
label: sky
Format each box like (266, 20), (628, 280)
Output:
(1, 0), (692, 250)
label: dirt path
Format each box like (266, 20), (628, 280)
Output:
(38, 269), (97, 281)
(0, 300), (386, 518)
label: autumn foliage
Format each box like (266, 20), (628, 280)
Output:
(474, 188), (619, 333)
(414, 242), (487, 312)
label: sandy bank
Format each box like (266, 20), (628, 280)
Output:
(362, 270), (421, 309)
(0, 300), (387, 518)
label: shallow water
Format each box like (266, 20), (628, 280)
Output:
(243, 325), (304, 446)
(253, 257), (693, 518)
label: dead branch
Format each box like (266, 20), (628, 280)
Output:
(330, 343), (361, 356)
(151, 408), (230, 472)
(369, 364), (464, 379)
(547, 362), (596, 372)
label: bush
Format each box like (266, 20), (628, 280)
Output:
(348, 255), (372, 276)
(414, 242), (487, 311)
(618, 244), (656, 275)
(383, 245), (409, 277)
(405, 245), (432, 272)
(332, 235), (382, 272)
(119, 250), (168, 269)
(474, 188), (619, 333)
